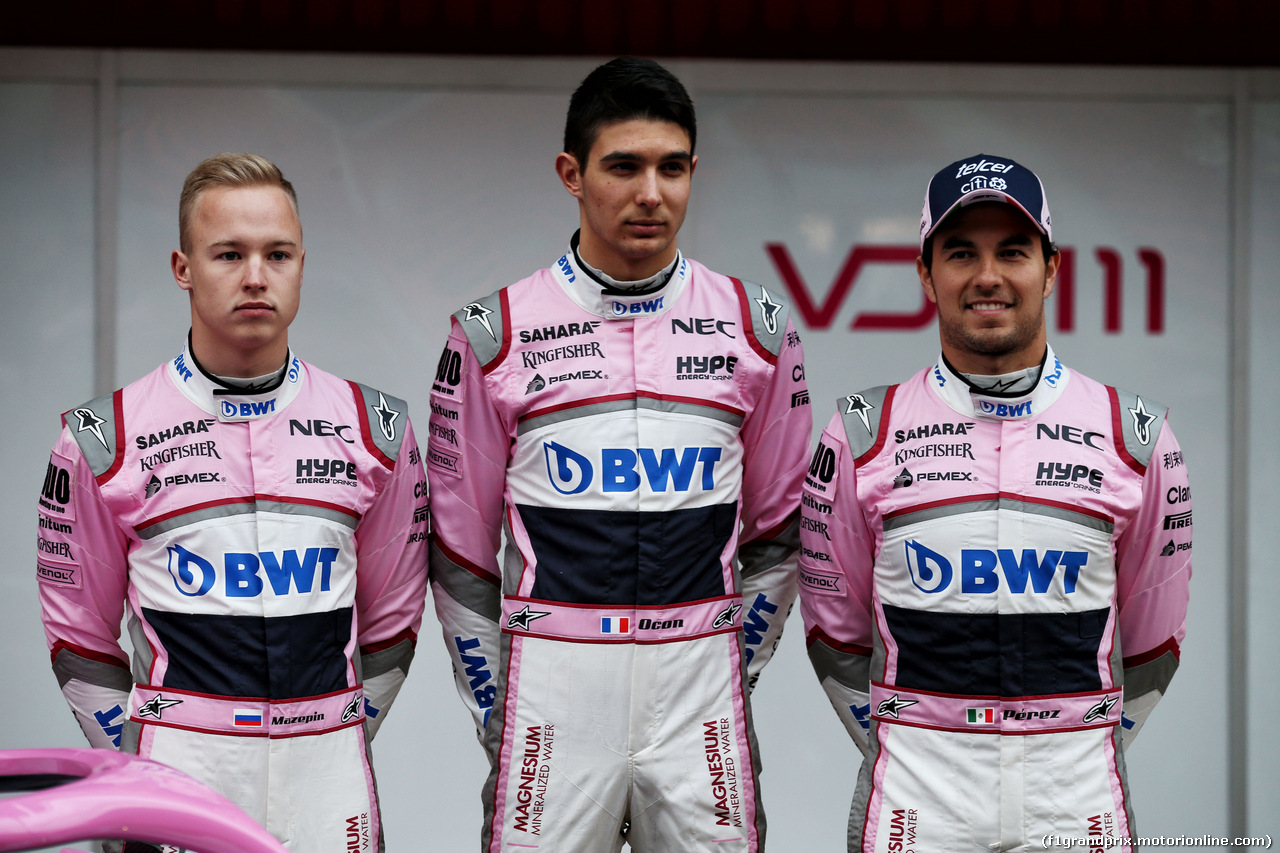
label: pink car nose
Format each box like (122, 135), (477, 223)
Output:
(0, 748), (287, 853)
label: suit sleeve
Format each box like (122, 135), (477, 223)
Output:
(735, 316), (809, 690)
(426, 320), (508, 745)
(797, 413), (877, 754)
(1114, 418), (1192, 748)
(37, 427), (134, 750)
(354, 417), (430, 739)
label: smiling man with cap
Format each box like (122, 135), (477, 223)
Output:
(795, 154), (1192, 851)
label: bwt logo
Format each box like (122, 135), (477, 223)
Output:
(766, 243), (1166, 333)
(167, 544), (339, 598)
(610, 296), (664, 316)
(904, 540), (1088, 595)
(542, 441), (722, 495)
(978, 399), (1032, 419)
(556, 254), (576, 283)
(221, 399), (277, 418)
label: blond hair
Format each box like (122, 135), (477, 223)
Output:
(178, 153), (299, 252)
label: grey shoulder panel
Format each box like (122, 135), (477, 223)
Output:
(430, 540), (501, 623)
(353, 383), (408, 462)
(807, 636), (871, 692)
(63, 392), (119, 479)
(1112, 387), (1168, 470)
(361, 638), (416, 680)
(453, 290), (507, 369)
(736, 279), (791, 357)
(838, 386), (894, 461)
(1124, 649), (1179, 699)
(53, 645), (132, 691)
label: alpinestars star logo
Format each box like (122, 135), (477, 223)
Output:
(754, 288), (781, 335)
(342, 694), (362, 723)
(844, 394), (875, 435)
(1129, 396), (1156, 446)
(72, 407), (109, 449)
(137, 694), (183, 720)
(464, 302), (497, 340)
(1083, 695), (1118, 723)
(876, 694), (918, 719)
(373, 392), (401, 442)
(712, 602), (742, 629)
(506, 605), (551, 631)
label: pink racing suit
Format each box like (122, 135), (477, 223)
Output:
(426, 240), (810, 852)
(798, 347), (1191, 852)
(37, 343), (429, 852)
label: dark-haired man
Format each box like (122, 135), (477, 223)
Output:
(427, 58), (809, 852)
(797, 154), (1192, 850)
(37, 153), (428, 851)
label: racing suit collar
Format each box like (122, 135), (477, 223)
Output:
(167, 337), (306, 422)
(929, 344), (1069, 421)
(553, 231), (690, 320)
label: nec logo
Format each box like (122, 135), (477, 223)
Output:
(1036, 423), (1104, 450)
(610, 296), (664, 316)
(671, 317), (736, 338)
(904, 540), (1088, 595)
(290, 419), (355, 444)
(543, 441), (722, 495)
(167, 544), (339, 598)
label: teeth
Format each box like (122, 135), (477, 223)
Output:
(971, 303), (1006, 311)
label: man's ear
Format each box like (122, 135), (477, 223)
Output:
(1042, 250), (1061, 300)
(172, 250), (193, 292)
(917, 255), (938, 305)
(555, 152), (584, 200)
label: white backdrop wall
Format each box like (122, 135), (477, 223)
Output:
(1, 49), (1273, 850)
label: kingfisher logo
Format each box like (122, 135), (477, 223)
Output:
(904, 540), (1088, 595)
(609, 296), (664, 316)
(167, 544), (339, 598)
(542, 441), (722, 495)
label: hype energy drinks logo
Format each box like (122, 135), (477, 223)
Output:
(542, 441), (722, 495)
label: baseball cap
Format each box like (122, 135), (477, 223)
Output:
(919, 154), (1052, 250)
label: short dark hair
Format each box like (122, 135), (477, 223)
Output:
(563, 57), (696, 168)
(920, 233), (1058, 273)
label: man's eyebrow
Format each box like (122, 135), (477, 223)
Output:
(208, 238), (299, 249)
(940, 235), (976, 250)
(598, 150), (693, 164)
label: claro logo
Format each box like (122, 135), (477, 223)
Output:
(904, 540), (1088, 595)
(543, 441), (722, 495)
(767, 243), (1166, 333)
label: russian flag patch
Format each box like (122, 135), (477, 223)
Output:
(966, 708), (995, 724)
(600, 617), (630, 635)
(234, 709), (264, 727)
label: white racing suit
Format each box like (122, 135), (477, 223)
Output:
(427, 239), (811, 852)
(37, 343), (429, 852)
(798, 348), (1192, 852)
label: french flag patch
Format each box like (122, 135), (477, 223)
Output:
(600, 617), (630, 635)
(234, 709), (264, 728)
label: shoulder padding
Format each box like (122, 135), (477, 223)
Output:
(1111, 387), (1168, 471)
(352, 382), (408, 463)
(838, 385), (894, 462)
(735, 279), (792, 357)
(453, 290), (506, 369)
(62, 391), (120, 479)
